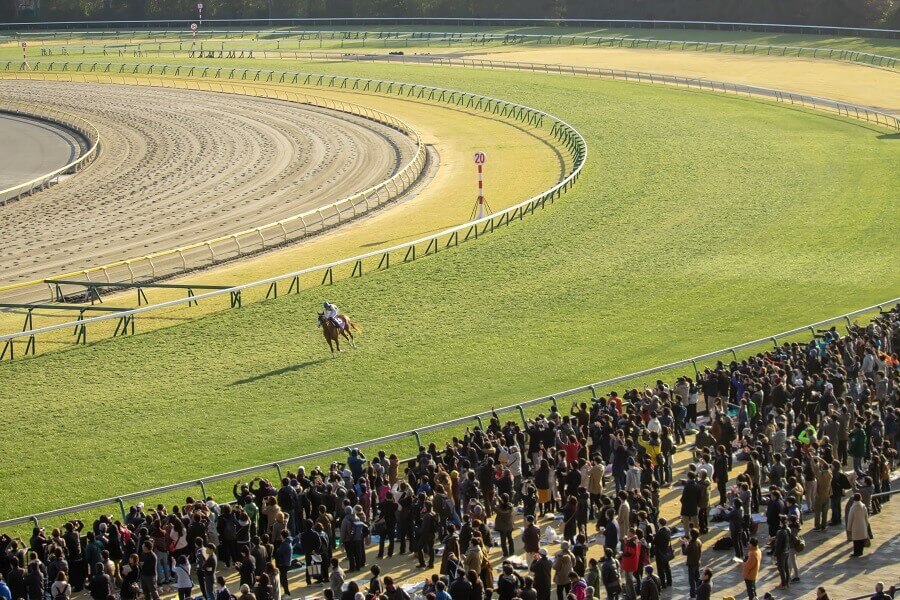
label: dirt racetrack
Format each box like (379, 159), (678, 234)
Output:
(0, 80), (419, 286)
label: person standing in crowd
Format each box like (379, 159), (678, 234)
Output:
(847, 493), (871, 558)
(773, 517), (792, 590)
(742, 537), (761, 600)
(652, 519), (672, 590)
(274, 530), (293, 596)
(600, 549), (622, 600)
(552, 542), (575, 600)
(201, 543), (217, 600)
(530, 548), (552, 600)
(696, 568), (713, 600)
(138, 541), (160, 600)
(638, 565), (661, 600)
(680, 529), (702, 599)
(174, 555), (192, 600)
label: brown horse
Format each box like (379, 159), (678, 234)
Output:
(317, 312), (361, 356)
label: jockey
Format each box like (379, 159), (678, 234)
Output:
(323, 301), (341, 328)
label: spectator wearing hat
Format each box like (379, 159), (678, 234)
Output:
(529, 548), (552, 600)
(553, 542), (575, 600)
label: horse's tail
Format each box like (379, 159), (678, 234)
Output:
(348, 317), (363, 333)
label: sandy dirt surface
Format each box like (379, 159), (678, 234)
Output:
(459, 47), (900, 114)
(0, 80), (419, 285)
(0, 112), (82, 189)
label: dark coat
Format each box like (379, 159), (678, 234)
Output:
(680, 481), (701, 517)
(448, 578), (473, 600)
(522, 524), (541, 554)
(530, 556), (553, 600)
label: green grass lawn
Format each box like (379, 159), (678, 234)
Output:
(0, 62), (897, 523)
(5, 25), (899, 59)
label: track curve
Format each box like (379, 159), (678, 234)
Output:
(0, 80), (419, 285)
(0, 112), (82, 190)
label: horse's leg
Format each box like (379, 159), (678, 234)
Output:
(326, 336), (335, 357)
(335, 334), (342, 353)
(342, 328), (356, 349)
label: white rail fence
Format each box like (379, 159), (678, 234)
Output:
(21, 28), (900, 69)
(2, 18), (898, 37)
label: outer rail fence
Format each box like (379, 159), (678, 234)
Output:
(0, 62), (587, 353)
(16, 54), (896, 132)
(2, 18), (898, 38)
(0, 101), (100, 205)
(0, 298), (895, 530)
(26, 31), (900, 70)
(309, 52), (900, 130)
(0, 77), (431, 306)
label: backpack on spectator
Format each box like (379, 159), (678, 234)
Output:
(53, 583), (70, 600)
(713, 536), (733, 551)
(601, 560), (622, 595)
(790, 531), (806, 553)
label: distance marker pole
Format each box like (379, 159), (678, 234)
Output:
(20, 42), (28, 71)
(471, 151), (491, 220)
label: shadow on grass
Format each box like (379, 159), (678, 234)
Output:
(876, 132), (900, 140)
(230, 358), (329, 385)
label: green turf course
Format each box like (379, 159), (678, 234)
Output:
(248, 27), (900, 57)
(4, 25), (899, 58)
(0, 62), (897, 521)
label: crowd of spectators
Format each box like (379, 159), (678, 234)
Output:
(1, 307), (897, 600)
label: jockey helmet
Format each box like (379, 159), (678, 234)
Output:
(323, 301), (330, 308)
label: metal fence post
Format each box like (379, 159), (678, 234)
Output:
(516, 405), (527, 426)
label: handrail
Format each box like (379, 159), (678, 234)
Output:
(845, 585), (898, 600)
(2, 18), (898, 37)
(0, 298), (893, 528)
(0, 63), (585, 308)
(0, 101), (101, 204)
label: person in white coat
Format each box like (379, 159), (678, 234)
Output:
(846, 493), (870, 558)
